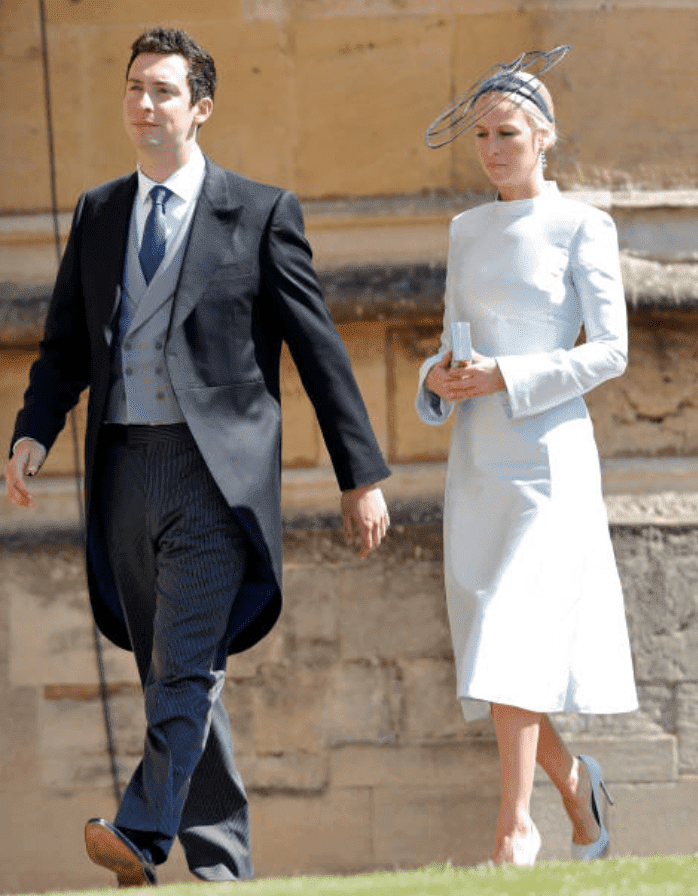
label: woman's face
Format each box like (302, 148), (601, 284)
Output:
(473, 97), (544, 200)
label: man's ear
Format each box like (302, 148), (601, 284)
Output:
(194, 96), (213, 126)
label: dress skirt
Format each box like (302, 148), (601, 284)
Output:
(444, 389), (637, 721)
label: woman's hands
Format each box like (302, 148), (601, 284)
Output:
(425, 350), (506, 403)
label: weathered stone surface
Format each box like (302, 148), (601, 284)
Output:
(239, 752), (329, 793)
(252, 664), (330, 755)
(616, 528), (698, 682)
(595, 316), (698, 457)
(283, 565), (341, 646)
(226, 622), (287, 680)
(400, 657), (466, 741)
(610, 779), (698, 858)
(0, 520), (696, 889)
(373, 784), (500, 869)
(249, 789), (373, 875)
(677, 684), (698, 774)
(331, 741), (499, 790)
(223, 678), (258, 757)
(325, 661), (401, 746)
(338, 561), (450, 661)
(0, 686), (38, 793)
(38, 690), (143, 790)
(2, 546), (137, 687)
(551, 736), (677, 785)
(293, 15), (451, 198)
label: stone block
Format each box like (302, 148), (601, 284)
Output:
(38, 689), (144, 790)
(635, 683), (677, 735)
(401, 657), (466, 741)
(238, 752), (328, 793)
(373, 783), (499, 869)
(0, 686), (39, 793)
(252, 664), (330, 754)
(609, 778), (698, 858)
(283, 564), (340, 646)
(249, 788), (373, 876)
(280, 343), (321, 467)
(331, 741), (499, 790)
(293, 1), (453, 16)
(293, 15), (452, 198)
(0, 349), (89, 478)
(338, 561), (450, 661)
(0, 28), (52, 212)
(390, 326), (452, 463)
(194, 19), (295, 188)
(222, 677), (258, 757)
(226, 622), (287, 679)
(324, 660), (400, 745)
(593, 321), (698, 457)
(677, 684), (698, 774)
(564, 735), (677, 785)
(0, 788), (124, 894)
(617, 528), (698, 682)
(337, 322), (389, 457)
(3, 546), (138, 687)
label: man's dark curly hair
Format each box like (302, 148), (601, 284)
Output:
(126, 27), (216, 104)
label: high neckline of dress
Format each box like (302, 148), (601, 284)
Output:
(493, 181), (559, 215)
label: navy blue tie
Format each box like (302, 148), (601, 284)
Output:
(139, 185), (172, 284)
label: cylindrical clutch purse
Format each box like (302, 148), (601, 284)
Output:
(451, 321), (472, 364)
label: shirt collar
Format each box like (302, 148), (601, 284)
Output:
(136, 143), (206, 205)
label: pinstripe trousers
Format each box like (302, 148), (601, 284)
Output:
(97, 423), (253, 881)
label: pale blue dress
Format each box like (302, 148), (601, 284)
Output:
(416, 183), (638, 721)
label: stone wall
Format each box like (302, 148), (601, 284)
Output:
(1, 522), (695, 893)
(5, 0), (698, 215)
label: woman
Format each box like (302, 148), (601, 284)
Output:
(416, 63), (638, 866)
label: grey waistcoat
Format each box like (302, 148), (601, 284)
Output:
(104, 210), (189, 424)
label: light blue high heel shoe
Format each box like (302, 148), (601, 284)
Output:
(571, 754), (614, 861)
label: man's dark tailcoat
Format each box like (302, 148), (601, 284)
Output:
(13, 157), (390, 656)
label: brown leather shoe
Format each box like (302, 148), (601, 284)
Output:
(85, 818), (157, 887)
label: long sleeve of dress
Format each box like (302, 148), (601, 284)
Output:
(495, 211), (627, 419)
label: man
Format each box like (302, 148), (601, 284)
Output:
(6, 27), (390, 887)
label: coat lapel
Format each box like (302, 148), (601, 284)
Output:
(92, 173), (138, 346)
(170, 158), (243, 333)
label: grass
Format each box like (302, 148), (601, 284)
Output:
(15, 856), (698, 896)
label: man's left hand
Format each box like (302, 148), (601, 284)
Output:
(341, 485), (390, 559)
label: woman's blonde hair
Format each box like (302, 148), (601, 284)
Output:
(473, 71), (557, 150)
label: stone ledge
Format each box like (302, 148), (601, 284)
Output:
(332, 735), (677, 790)
(2, 258), (697, 343)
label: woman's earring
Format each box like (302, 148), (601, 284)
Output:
(540, 149), (547, 170)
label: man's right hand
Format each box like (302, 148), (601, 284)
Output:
(5, 438), (47, 508)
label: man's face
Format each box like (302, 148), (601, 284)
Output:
(123, 52), (211, 158)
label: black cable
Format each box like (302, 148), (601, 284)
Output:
(38, 0), (122, 805)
